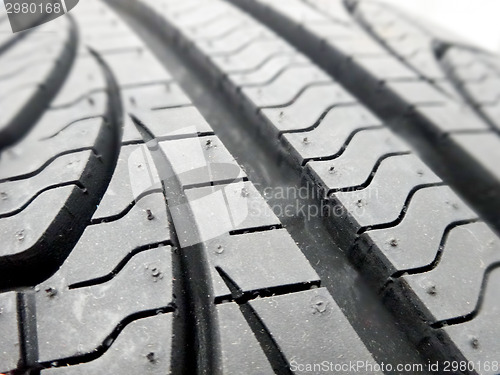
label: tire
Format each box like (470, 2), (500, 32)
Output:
(0, 0), (499, 374)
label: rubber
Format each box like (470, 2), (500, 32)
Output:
(1, 0), (499, 374)
(232, 0), (500, 234)
(0, 1), (377, 373)
(99, 0), (500, 373)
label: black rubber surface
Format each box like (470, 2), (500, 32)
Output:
(229, 0), (500, 234)
(1, 0), (499, 374)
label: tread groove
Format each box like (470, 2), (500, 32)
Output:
(216, 267), (294, 375)
(0, 16), (79, 150)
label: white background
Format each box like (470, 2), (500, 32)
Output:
(382, 0), (500, 52)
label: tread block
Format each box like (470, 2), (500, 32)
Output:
(451, 133), (500, 182)
(302, 22), (354, 40)
(78, 16), (133, 36)
(196, 17), (248, 41)
(0, 150), (92, 217)
(242, 65), (331, 107)
(443, 268), (500, 373)
(197, 24), (271, 56)
(261, 0), (329, 23)
(77, 2), (146, 53)
(93, 145), (161, 221)
(0, 292), (20, 373)
(30, 92), (107, 140)
(0, 118), (102, 181)
(466, 78), (500, 105)
(451, 60), (493, 83)
(327, 34), (386, 57)
(401, 223), (500, 322)
(123, 83), (191, 110)
(217, 303), (274, 374)
(122, 116), (145, 144)
(249, 288), (381, 372)
(416, 104), (488, 133)
(304, 0), (352, 23)
(282, 105), (382, 164)
(354, 55), (418, 81)
(230, 55), (309, 87)
(332, 154), (441, 230)
(51, 57), (107, 108)
(306, 128), (410, 190)
(0, 186), (75, 259)
(42, 314), (173, 374)
(100, 50), (172, 87)
(171, 1), (232, 29)
(356, 186), (478, 285)
(386, 81), (447, 104)
(84, 33), (144, 54)
(211, 40), (294, 73)
(36, 246), (173, 362)
(1, 62), (55, 114)
(260, 85), (355, 133)
(159, 135), (246, 189)
(59, 193), (170, 287)
(182, 181), (279, 243)
(1, 36), (64, 65)
(206, 229), (320, 299)
(132, 106), (213, 139)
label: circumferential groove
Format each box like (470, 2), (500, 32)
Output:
(0, 15), (79, 150)
(0, 45), (123, 289)
(130, 114), (222, 375)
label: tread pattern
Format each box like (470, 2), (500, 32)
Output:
(42, 314), (173, 374)
(0, 0), (380, 373)
(0, 0), (177, 371)
(109, 0), (500, 371)
(238, 0), (500, 234)
(443, 268), (500, 374)
(0, 15), (77, 149)
(349, 0), (459, 97)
